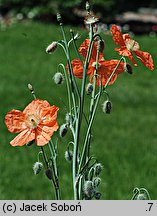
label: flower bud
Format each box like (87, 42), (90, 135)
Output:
(93, 177), (101, 188)
(27, 83), (35, 95)
(99, 40), (105, 53)
(45, 168), (53, 180)
(26, 139), (35, 146)
(65, 150), (73, 162)
(84, 14), (99, 25)
(125, 63), (133, 74)
(57, 13), (62, 23)
(84, 181), (94, 198)
(86, 1), (90, 11)
(94, 163), (103, 176)
(33, 162), (43, 175)
(102, 100), (112, 114)
(46, 42), (57, 54)
(53, 72), (64, 84)
(59, 124), (68, 138)
(86, 83), (93, 95)
(65, 113), (74, 125)
(93, 191), (101, 200)
(136, 193), (147, 200)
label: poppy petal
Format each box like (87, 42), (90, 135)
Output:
(10, 129), (35, 146)
(134, 50), (154, 70)
(111, 25), (125, 47)
(40, 106), (59, 127)
(70, 59), (84, 78)
(23, 99), (50, 116)
(35, 123), (59, 146)
(78, 39), (90, 59)
(5, 110), (26, 133)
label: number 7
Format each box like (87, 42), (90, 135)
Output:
(148, 203), (153, 211)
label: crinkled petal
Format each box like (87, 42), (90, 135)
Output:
(10, 129), (35, 146)
(35, 123), (59, 146)
(115, 47), (132, 57)
(78, 39), (90, 59)
(70, 59), (84, 78)
(23, 99), (50, 116)
(5, 110), (26, 133)
(40, 105), (59, 126)
(111, 25), (125, 47)
(134, 50), (154, 70)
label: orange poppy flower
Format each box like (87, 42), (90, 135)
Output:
(5, 99), (59, 147)
(111, 24), (154, 70)
(69, 39), (124, 86)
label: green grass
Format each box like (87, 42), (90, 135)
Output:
(0, 21), (157, 200)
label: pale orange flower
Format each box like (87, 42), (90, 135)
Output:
(69, 39), (124, 86)
(5, 99), (59, 146)
(111, 24), (154, 70)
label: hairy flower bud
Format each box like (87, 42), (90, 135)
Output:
(94, 163), (103, 176)
(59, 124), (68, 138)
(33, 162), (43, 175)
(86, 1), (90, 11)
(46, 42), (57, 54)
(45, 168), (53, 180)
(86, 83), (93, 95)
(125, 63), (133, 74)
(102, 100), (112, 114)
(93, 177), (101, 188)
(93, 191), (101, 200)
(65, 113), (74, 126)
(65, 150), (73, 162)
(27, 83), (35, 95)
(84, 181), (94, 198)
(57, 13), (62, 23)
(136, 193), (147, 200)
(53, 72), (64, 84)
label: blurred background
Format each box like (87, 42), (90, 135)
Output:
(0, 0), (157, 200)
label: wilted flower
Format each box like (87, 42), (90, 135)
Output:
(5, 99), (59, 146)
(111, 24), (154, 70)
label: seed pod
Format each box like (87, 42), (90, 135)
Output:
(86, 83), (93, 95)
(46, 42), (57, 54)
(94, 163), (103, 176)
(53, 72), (64, 84)
(65, 150), (73, 162)
(102, 100), (112, 114)
(45, 168), (53, 180)
(59, 124), (68, 138)
(33, 162), (43, 175)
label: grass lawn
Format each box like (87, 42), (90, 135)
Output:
(0, 20), (157, 200)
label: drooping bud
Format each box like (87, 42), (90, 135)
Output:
(102, 100), (112, 114)
(53, 72), (64, 84)
(93, 177), (101, 188)
(26, 139), (35, 147)
(59, 124), (68, 138)
(136, 193), (147, 200)
(84, 181), (94, 198)
(45, 168), (53, 180)
(65, 150), (73, 162)
(98, 40), (105, 53)
(57, 13), (62, 23)
(125, 63), (133, 74)
(86, 1), (90, 11)
(86, 83), (93, 95)
(93, 191), (102, 200)
(65, 113), (74, 126)
(33, 162), (43, 175)
(46, 42), (58, 54)
(94, 163), (103, 176)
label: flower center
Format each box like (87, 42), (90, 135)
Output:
(25, 114), (40, 129)
(92, 62), (101, 68)
(125, 39), (139, 51)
